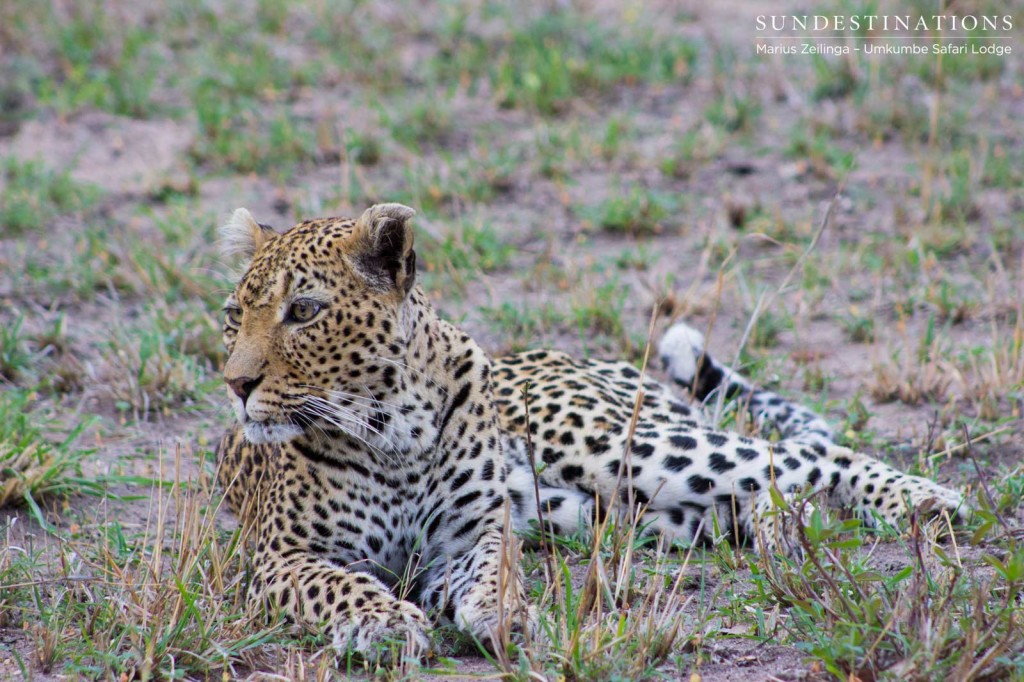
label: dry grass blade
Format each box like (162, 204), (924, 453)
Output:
(514, 309), (695, 679)
(2, 445), (293, 679)
(0, 442), (48, 508)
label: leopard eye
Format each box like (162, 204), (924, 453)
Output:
(288, 299), (322, 323)
(224, 306), (243, 327)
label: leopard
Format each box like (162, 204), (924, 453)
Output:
(215, 202), (967, 661)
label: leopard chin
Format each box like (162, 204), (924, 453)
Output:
(242, 420), (303, 445)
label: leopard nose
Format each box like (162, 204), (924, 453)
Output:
(227, 375), (263, 405)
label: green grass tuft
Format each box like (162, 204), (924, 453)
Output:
(0, 390), (97, 523)
(0, 158), (99, 235)
(577, 188), (677, 236)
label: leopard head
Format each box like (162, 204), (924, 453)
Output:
(219, 203), (418, 445)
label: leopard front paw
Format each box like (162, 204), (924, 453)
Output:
(331, 598), (430, 662)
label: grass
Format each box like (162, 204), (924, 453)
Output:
(934, 150), (982, 224)
(753, 503), (1024, 680)
(190, 95), (320, 176)
(521, 528), (692, 680)
(704, 92), (761, 134)
(659, 126), (725, 180)
(380, 95), (455, 152)
(1, 0), (164, 118)
(982, 142), (1024, 189)
(841, 306), (876, 343)
(786, 125), (857, 180)
(1, 449), (287, 679)
(98, 317), (220, 420)
(41, 23), (162, 117)
(531, 123), (584, 180)
(572, 279), (631, 352)
(577, 188), (677, 236)
(13, 226), (136, 302)
(343, 129), (384, 167)
(482, 302), (566, 353)
(122, 209), (231, 309)
(811, 53), (860, 101)
(746, 309), (789, 350)
(869, 315), (956, 406)
(417, 216), (517, 296)
(959, 316), (1024, 422)
(0, 315), (31, 383)
(0, 158), (99, 235)
(423, 217), (515, 274)
(434, 9), (697, 115)
(0, 390), (97, 524)
(867, 312), (1024, 419)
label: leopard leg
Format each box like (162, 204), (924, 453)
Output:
(821, 445), (969, 525)
(250, 546), (430, 659)
(219, 435), (429, 662)
(418, 524), (535, 651)
(629, 489), (813, 554)
(406, 440), (534, 651)
(504, 400), (831, 552)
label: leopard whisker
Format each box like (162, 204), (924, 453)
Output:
(291, 412), (330, 449)
(297, 384), (406, 412)
(299, 398), (401, 465)
(300, 399), (382, 439)
(296, 391), (403, 464)
(299, 408), (397, 468)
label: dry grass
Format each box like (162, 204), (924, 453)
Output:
(962, 314), (1024, 422)
(869, 352), (957, 407)
(489, 334), (694, 680)
(868, 310), (1024, 424)
(0, 447), (293, 679)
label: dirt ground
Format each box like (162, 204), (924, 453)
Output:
(1, 0), (1022, 679)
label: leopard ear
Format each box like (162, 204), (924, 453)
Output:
(352, 203), (417, 295)
(219, 208), (277, 262)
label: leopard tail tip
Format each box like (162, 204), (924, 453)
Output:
(658, 321), (707, 383)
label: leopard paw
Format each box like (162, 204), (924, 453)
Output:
(331, 598), (430, 662)
(895, 477), (970, 524)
